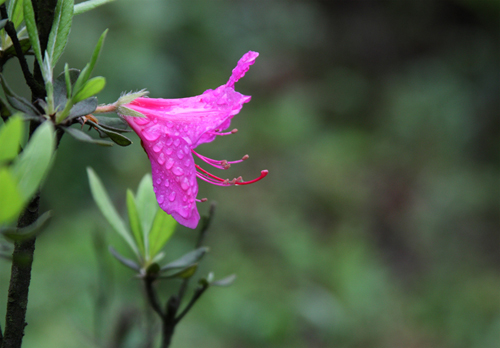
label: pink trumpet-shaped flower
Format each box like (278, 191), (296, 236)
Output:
(120, 51), (267, 228)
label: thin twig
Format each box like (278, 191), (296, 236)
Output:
(174, 284), (209, 324)
(0, 5), (43, 97)
(144, 277), (165, 319)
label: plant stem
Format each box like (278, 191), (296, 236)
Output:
(1, 2), (57, 347)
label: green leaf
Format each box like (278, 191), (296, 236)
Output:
(11, 121), (55, 201)
(126, 189), (145, 256)
(0, 97), (11, 119)
(160, 247), (209, 272)
(0, 74), (39, 115)
(69, 97), (97, 119)
(9, 0), (25, 30)
(94, 116), (129, 132)
(161, 264), (198, 279)
(74, 0), (116, 15)
(85, 119), (132, 146)
(109, 246), (140, 271)
(0, 115), (23, 165)
(46, 0), (74, 67)
(87, 167), (139, 256)
(72, 29), (107, 96)
(0, 167), (24, 224)
(2, 211), (51, 241)
(72, 76), (105, 103)
(0, 19), (7, 30)
(134, 174), (158, 238)
(23, 0), (43, 66)
(149, 209), (177, 259)
(211, 274), (237, 287)
(63, 126), (113, 146)
(4, 38), (31, 57)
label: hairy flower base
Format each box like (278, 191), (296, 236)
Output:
(121, 51), (266, 228)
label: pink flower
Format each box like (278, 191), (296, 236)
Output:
(121, 51), (267, 228)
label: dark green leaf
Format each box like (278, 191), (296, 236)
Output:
(146, 262), (160, 277)
(109, 246), (140, 271)
(85, 119), (132, 146)
(0, 19), (7, 30)
(4, 38), (32, 57)
(2, 211), (52, 241)
(63, 126), (113, 146)
(53, 78), (68, 112)
(9, 0), (24, 29)
(0, 97), (11, 118)
(160, 247), (209, 272)
(68, 97), (98, 119)
(57, 68), (80, 85)
(0, 75), (39, 115)
(94, 116), (130, 132)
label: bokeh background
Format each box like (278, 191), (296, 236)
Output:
(1, 0), (499, 347)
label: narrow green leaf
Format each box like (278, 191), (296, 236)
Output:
(72, 29), (107, 96)
(126, 189), (145, 256)
(23, 0), (43, 66)
(64, 63), (71, 97)
(72, 76), (105, 103)
(11, 121), (55, 201)
(160, 247), (209, 272)
(0, 74), (39, 115)
(87, 167), (139, 256)
(109, 246), (140, 271)
(0, 167), (24, 224)
(85, 119), (132, 146)
(149, 209), (177, 259)
(94, 116), (130, 132)
(160, 264), (198, 279)
(0, 115), (23, 165)
(63, 126), (113, 146)
(211, 274), (237, 287)
(47, 0), (74, 67)
(74, 0), (115, 15)
(134, 174), (158, 238)
(2, 211), (51, 241)
(9, 0), (24, 30)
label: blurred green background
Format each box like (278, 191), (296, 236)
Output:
(1, 0), (499, 347)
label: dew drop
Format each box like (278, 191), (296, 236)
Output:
(183, 146), (190, 154)
(134, 117), (150, 125)
(166, 137), (173, 146)
(157, 195), (164, 204)
(177, 149), (184, 159)
(158, 152), (165, 165)
(152, 143), (163, 153)
(168, 191), (176, 202)
(181, 178), (189, 191)
(166, 147), (173, 155)
(182, 195), (187, 202)
(167, 121), (174, 128)
(143, 130), (160, 142)
(173, 167), (184, 176)
(174, 138), (181, 147)
(156, 178), (162, 185)
(166, 158), (174, 170)
(164, 179), (170, 187)
(184, 159), (191, 167)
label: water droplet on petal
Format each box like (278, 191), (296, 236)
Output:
(134, 117), (150, 125)
(164, 179), (170, 187)
(143, 130), (160, 142)
(184, 159), (191, 167)
(166, 147), (173, 155)
(166, 137), (173, 146)
(158, 152), (165, 165)
(181, 178), (189, 191)
(166, 158), (174, 170)
(156, 178), (162, 185)
(153, 143), (163, 153)
(174, 139), (180, 147)
(183, 146), (190, 154)
(173, 167), (184, 176)
(158, 195), (164, 204)
(168, 191), (176, 202)
(182, 195), (187, 202)
(167, 121), (174, 128)
(177, 149), (184, 159)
